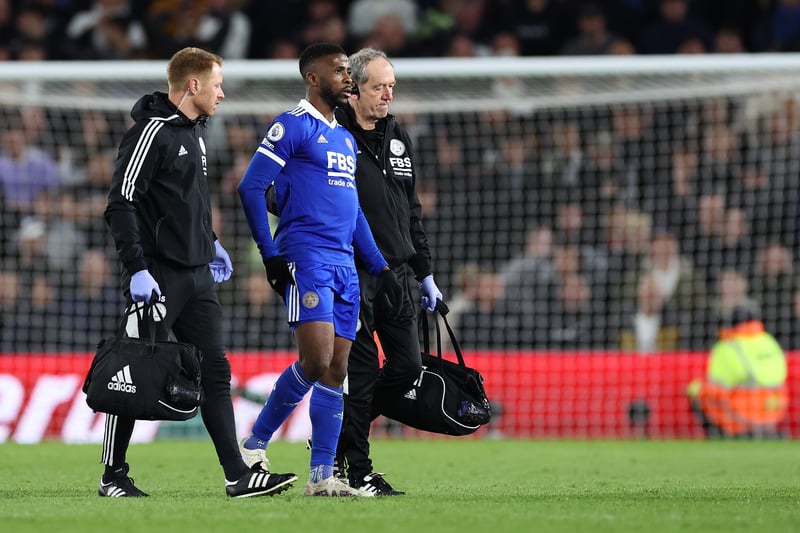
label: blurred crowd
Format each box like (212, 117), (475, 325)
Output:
(4, 0), (800, 61)
(3, 91), (800, 354)
(418, 94), (800, 353)
(3, 0), (800, 355)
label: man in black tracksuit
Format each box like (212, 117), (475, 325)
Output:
(334, 48), (443, 496)
(101, 47), (296, 498)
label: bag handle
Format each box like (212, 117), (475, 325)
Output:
(112, 302), (165, 348)
(421, 300), (467, 368)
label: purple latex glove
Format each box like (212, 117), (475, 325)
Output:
(210, 240), (233, 282)
(418, 274), (442, 313)
(130, 270), (161, 303)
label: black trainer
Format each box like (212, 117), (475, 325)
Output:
(352, 472), (404, 496)
(98, 463), (149, 497)
(333, 456), (347, 481)
(225, 464), (298, 498)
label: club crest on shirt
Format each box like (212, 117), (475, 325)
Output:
(267, 122), (285, 142)
(198, 137), (207, 155)
(389, 139), (405, 156)
(345, 137), (354, 153)
(302, 291), (320, 309)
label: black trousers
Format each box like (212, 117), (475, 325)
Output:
(101, 261), (247, 481)
(337, 263), (422, 482)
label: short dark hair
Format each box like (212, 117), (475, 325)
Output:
(299, 42), (347, 79)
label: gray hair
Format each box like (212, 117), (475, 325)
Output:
(348, 48), (392, 86)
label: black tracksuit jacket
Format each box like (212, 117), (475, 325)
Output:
(335, 105), (435, 479)
(335, 104), (432, 279)
(105, 91), (216, 277)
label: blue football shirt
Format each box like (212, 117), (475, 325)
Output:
(238, 99), (386, 274)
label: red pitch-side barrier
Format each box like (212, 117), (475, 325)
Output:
(0, 351), (797, 442)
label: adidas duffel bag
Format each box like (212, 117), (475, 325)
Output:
(82, 305), (203, 421)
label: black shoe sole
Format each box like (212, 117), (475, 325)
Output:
(361, 489), (405, 496)
(98, 484), (149, 497)
(98, 490), (149, 497)
(226, 474), (298, 498)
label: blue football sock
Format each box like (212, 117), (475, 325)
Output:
(308, 382), (344, 482)
(248, 361), (312, 447)
(309, 464), (332, 484)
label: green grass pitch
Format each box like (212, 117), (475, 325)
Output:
(1, 439), (799, 532)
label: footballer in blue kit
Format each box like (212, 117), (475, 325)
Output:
(239, 99), (384, 337)
(242, 99), (380, 276)
(237, 42), (404, 497)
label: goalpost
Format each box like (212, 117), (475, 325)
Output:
(1, 54), (800, 441)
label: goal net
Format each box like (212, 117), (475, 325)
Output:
(1, 55), (799, 441)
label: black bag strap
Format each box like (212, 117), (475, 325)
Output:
(421, 300), (466, 367)
(112, 302), (165, 348)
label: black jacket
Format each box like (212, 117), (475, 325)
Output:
(335, 104), (432, 280)
(105, 91), (215, 276)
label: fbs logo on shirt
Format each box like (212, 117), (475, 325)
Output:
(326, 151), (355, 174)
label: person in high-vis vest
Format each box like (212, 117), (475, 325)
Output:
(687, 308), (788, 438)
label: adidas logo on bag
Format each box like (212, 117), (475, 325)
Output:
(107, 364), (137, 393)
(403, 373), (423, 400)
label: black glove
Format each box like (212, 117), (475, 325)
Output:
(377, 269), (404, 320)
(263, 256), (293, 297)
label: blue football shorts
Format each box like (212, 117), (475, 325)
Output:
(284, 260), (360, 341)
